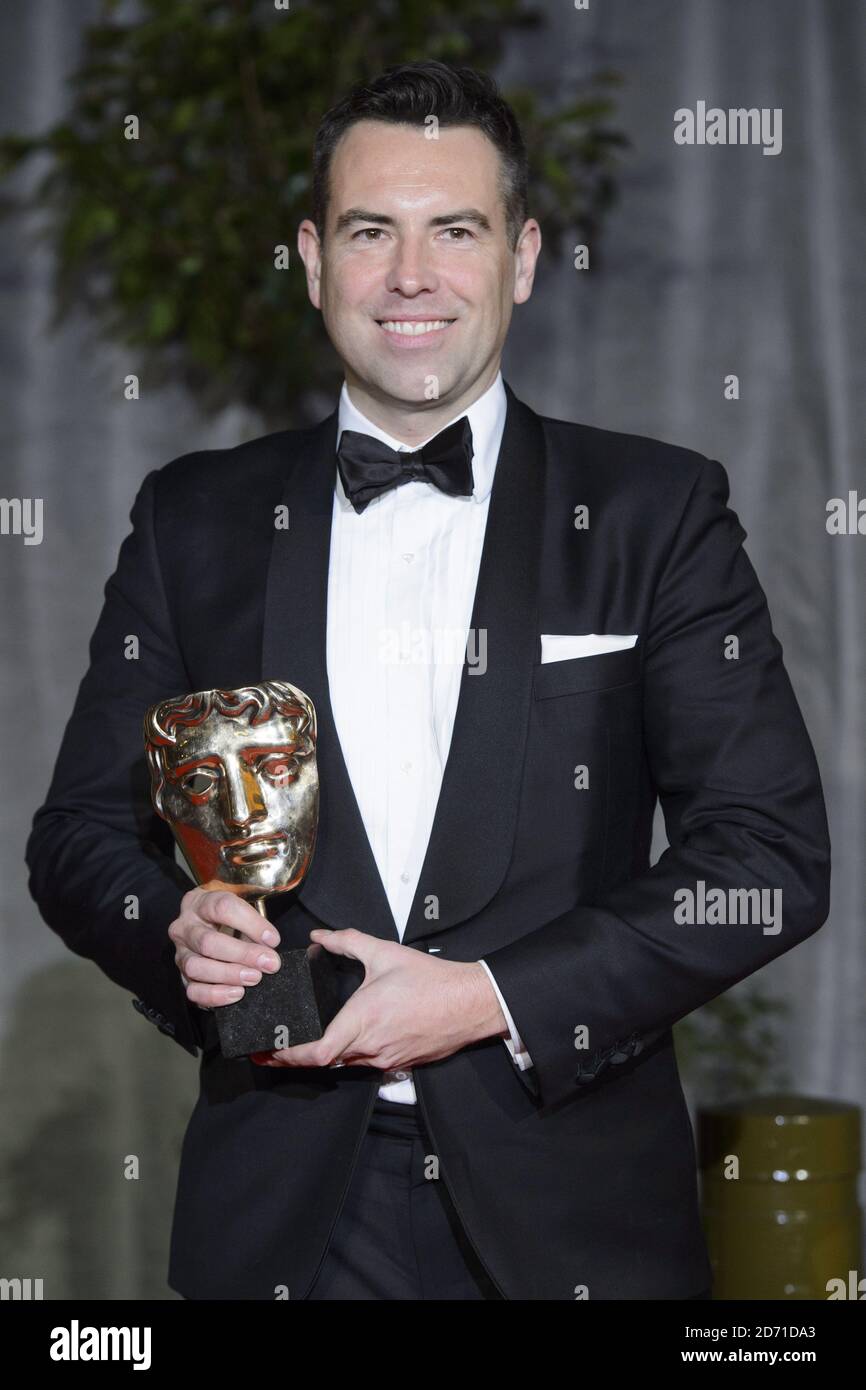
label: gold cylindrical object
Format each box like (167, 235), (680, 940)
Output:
(699, 1094), (861, 1300)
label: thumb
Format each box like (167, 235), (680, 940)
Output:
(309, 926), (378, 966)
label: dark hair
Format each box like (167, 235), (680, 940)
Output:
(311, 60), (528, 251)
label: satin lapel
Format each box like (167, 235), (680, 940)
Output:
(261, 407), (401, 943)
(402, 381), (546, 944)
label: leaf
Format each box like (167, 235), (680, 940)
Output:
(146, 295), (178, 339)
(0, 0), (628, 422)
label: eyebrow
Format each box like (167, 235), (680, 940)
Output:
(333, 207), (493, 236)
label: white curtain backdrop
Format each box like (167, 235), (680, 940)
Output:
(1, 0), (863, 1295)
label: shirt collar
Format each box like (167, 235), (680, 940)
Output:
(336, 370), (506, 509)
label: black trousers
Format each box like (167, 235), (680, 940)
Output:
(306, 1099), (712, 1301)
(307, 1097), (503, 1300)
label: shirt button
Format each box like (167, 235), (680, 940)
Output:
(400, 872), (410, 883)
(401, 553), (414, 564)
(393, 1071), (409, 1081)
(400, 760), (413, 772)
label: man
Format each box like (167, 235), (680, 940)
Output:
(26, 60), (830, 1301)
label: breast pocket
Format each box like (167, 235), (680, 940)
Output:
(527, 646), (644, 893)
(532, 645), (641, 700)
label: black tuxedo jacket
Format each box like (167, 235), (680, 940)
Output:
(26, 380), (830, 1300)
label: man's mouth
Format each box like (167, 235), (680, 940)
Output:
(375, 318), (456, 337)
(220, 831), (292, 866)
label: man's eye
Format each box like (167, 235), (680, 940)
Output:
(181, 769), (218, 796)
(352, 227), (471, 242)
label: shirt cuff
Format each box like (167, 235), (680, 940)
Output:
(478, 959), (534, 1070)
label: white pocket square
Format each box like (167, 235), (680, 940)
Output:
(540, 633), (638, 664)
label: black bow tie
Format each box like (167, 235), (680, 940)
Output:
(336, 416), (474, 514)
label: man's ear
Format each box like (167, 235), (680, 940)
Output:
(513, 218), (541, 305)
(297, 219), (323, 309)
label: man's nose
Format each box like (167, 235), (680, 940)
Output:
(385, 236), (438, 295)
(223, 763), (267, 827)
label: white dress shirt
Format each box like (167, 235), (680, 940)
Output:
(326, 371), (533, 1103)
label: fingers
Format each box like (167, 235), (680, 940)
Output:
(169, 884), (283, 1009)
(309, 926), (375, 964)
(178, 960), (246, 1010)
(180, 951), (264, 988)
(171, 886), (280, 961)
(256, 1006), (365, 1068)
(176, 941), (277, 1009)
(182, 917), (280, 969)
(196, 883), (279, 945)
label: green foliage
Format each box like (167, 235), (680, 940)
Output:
(674, 982), (792, 1104)
(0, 0), (628, 424)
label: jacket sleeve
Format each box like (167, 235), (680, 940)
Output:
(482, 457), (831, 1109)
(25, 468), (208, 1057)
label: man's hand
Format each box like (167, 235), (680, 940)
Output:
(168, 881), (282, 1008)
(251, 928), (509, 1070)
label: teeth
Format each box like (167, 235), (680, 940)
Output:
(379, 320), (453, 336)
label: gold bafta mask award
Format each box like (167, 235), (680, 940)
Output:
(144, 679), (339, 1060)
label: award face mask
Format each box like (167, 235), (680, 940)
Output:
(143, 680), (318, 897)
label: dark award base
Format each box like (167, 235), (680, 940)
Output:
(215, 943), (341, 1061)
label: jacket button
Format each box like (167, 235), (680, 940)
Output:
(577, 1053), (610, 1084)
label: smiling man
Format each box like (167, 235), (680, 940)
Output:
(302, 112), (531, 443)
(27, 61), (830, 1301)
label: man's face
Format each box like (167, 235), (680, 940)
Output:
(298, 120), (540, 414)
(156, 710), (318, 895)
